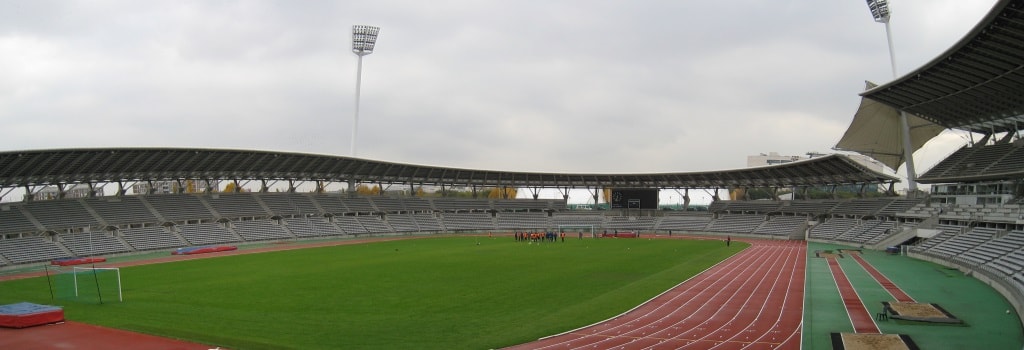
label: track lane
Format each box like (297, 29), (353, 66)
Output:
(505, 240), (806, 350)
(825, 257), (880, 333)
(850, 253), (915, 303)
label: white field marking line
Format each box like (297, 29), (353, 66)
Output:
(529, 241), (766, 350)
(675, 243), (793, 349)
(739, 244), (807, 349)
(711, 244), (800, 349)
(852, 254), (916, 303)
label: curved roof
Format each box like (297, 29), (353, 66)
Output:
(836, 81), (947, 170)
(0, 148), (897, 190)
(861, 0), (1024, 134)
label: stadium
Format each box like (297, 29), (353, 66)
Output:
(2, 1), (1024, 349)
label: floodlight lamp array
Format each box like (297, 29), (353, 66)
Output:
(865, 0), (890, 23)
(352, 25), (380, 55)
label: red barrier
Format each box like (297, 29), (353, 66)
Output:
(51, 257), (107, 266)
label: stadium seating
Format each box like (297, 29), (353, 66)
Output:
(0, 191), (991, 269)
(142, 195), (214, 222)
(232, 220), (293, 241)
(21, 200), (97, 230)
(752, 216), (807, 236)
(332, 216), (368, 235)
(604, 216), (657, 231)
(551, 212), (604, 227)
(656, 214), (712, 231)
(119, 226), (186, 251)
(205, 193), (269, 218)
(178, 223), (239, 246)
(809, 218), (859, 240)
(410, 213), (443, 232)
(355, 216), (392, 233)
(84, 196), (158, 225)
(496, 212), (550, 230)
(283, 217), (344, 237)
(440, 212), (495, 231)
(0, 236), (69, 264)
(60, 231), (130, 256)
(0, 206), (38, 234)
(705, 214), (763, 233)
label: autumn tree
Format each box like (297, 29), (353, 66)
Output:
(487, 187), (517, 199)
(355, 184), (380, 195)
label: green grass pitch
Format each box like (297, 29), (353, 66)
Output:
(0, 236), (746, 349)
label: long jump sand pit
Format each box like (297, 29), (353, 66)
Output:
(831, 333), (919, 350)
(884, 301), (963, 324)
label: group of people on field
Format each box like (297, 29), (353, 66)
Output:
(514, 231), (567, 243)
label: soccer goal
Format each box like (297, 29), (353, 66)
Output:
(53, 267), (123, 303)
(557, 225), (596, 238)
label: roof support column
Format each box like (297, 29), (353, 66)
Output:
(557, 187), (570, 202)
(898, 111), (919, 193)
(56, 183), (66, 199)
(682, 189), (691, 210)
(22, 185), (32, 202)
(116, 181), (127, 196)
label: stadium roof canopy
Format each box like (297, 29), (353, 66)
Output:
(0, 148), (897, 196)
(860, 0), (1024, 135)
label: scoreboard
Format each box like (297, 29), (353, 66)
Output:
(609, 188), (658, 209)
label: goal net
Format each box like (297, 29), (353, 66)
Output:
(53, 267), (123, 303)
(557, 225), (596, 238)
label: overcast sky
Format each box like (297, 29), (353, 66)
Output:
(0, 0), (999, 183)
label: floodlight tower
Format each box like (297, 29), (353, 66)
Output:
(865, 0), (919, 192)
(351, 25), (380, 157)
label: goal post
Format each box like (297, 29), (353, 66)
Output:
(557, 225), (596, 238)
(54, 267), (123, 303)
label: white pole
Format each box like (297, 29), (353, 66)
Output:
(116, 269), (123, 302)
(883, 14), (919, 193)
(352, 54), (364, 157)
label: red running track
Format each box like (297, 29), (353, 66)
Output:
(505, 240), (806, 350)
(850, 254), (915, 303)
(825, 257), (880, 334)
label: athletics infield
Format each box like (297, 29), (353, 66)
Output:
(1, 236), (1021, 349)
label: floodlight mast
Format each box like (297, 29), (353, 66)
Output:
(865, 0), (918, 193)
(351, 25), (380, 157)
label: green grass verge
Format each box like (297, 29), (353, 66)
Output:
(0, 236), (745, 349)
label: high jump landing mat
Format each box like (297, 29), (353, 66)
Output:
(0, 302), (64, 328)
